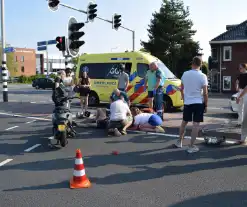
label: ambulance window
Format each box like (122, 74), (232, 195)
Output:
(137, 63), (148, 78)
(124, 63), (132, 75)
(79, 63), (121, 79)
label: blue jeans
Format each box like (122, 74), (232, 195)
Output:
(154, 87), (163, 120)
(118, 88), (126, 92)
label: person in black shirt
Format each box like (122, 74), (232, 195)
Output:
(52, 70), (67, 107)
(235, 63), (247, 126)
(78, 71), (91, 115)
(54, 70), (66, 89)
(236, 72), (247, 145)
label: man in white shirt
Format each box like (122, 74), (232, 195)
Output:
(108, 99), (132, 135)
(174, 56), (208, 153)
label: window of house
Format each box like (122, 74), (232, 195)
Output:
(223, 46), (232, 61)
(211, 48), (217, 60)
(15, 56), (18, 62)
(21, 56), (24, 62)
(21, 66), (24, 72)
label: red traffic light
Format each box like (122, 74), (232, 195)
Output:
(56, 36), (63, 43)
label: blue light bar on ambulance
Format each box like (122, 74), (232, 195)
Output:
(111, 58), (130, 60)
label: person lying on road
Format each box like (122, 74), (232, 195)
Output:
(130, 107), (165, 133)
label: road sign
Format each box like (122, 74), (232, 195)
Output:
(4, 47), (15, 53)
(37, 41), (47, 47)
(37, 46), (47, 51)
(47, 39), (57, 45)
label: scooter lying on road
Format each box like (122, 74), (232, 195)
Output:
(50, 96), (78, 147)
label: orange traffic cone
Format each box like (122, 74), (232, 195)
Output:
(70, 149), (91, 189)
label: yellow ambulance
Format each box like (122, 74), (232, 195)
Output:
(76, 51), (183, 111)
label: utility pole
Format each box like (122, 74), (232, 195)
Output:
(58, 2), (135, 51)
(1, 0), (8, 102)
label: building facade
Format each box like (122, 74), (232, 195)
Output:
(14, 48), (36, 76)
(209, 21), (247, 93)
(36, 53), (67, 74)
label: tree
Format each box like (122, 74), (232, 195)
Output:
(141, 0), (201, 77)
(201, 61), (208, 76)
(71, 56), (79, 71)
(139, 48), (148, 52)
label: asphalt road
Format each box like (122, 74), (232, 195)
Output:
(0, 108), (247, 206)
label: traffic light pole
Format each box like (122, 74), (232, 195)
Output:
(1, 0), (8, 102)
(59, 2), (135, 51)
(46, 42), (49, 76)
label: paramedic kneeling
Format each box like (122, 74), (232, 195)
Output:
(108, 99), (132, 135)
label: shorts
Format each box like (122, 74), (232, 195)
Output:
(108, 116), (133, 129)
(148, 114), (162, 126)
(79, 87), (90, 97)
(183, 103), (204, 122)
(148, 91), (154, 98)
(80, 91), (90, 97)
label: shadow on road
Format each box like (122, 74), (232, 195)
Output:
(0, 102), (53, 116)
(3, 180), (68, 192)
(0, 123), (53, 156)
(168, 191), (247, 207)
(1, 132), (246, 176)
(8, 89), (51, 95)
(205, 112), (237, 119)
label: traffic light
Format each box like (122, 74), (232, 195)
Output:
(112, 13), (121, 30)
(87, 2), (97, 22)
(67, 17), (85, 57)
(55, 36), (66, 51)
(48, 0), (60, 12)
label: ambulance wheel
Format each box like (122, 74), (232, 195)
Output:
(89, 91), (99, 106)
(163, 96), (172, 112)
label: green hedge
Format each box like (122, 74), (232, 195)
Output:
(17, 74), (57, 83)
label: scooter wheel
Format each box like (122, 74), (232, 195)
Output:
(60, 131), (68, 147)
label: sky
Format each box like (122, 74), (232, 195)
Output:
(2, 0), (247, 61)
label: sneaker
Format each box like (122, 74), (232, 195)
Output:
(174, 140), (182, 148)
(187, 145), (199, 153)
(155, 126), (165, 133)
(120, 130), (127, 135)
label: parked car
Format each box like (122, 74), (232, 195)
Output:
(229, 92), (238, 113)
(32, 78), (54, 89)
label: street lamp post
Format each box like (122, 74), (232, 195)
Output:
(1, 0), (8, 102)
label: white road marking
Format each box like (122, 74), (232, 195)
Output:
(5, 126), (19, 131)
(30, 102), (36, 104)
(207, 107), (230, 110)
(26, 120), (36, 124)
(24, 144), (41, 152)
(0, 159), (13, 167)
(0, 112), (51, 121)
(129, 130), (237, 144)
